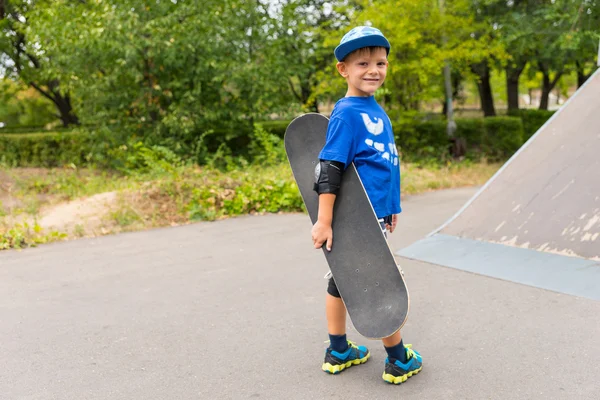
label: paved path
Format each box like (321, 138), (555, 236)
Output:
(1, 188), (599, 399)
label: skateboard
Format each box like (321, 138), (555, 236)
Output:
(284, 113), (409, 339)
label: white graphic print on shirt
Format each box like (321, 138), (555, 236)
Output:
(360, 113), (384, 135)
(361, 113), (398, 166)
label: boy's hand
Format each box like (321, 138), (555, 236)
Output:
(311, 220), (333, 251)
(386, 214), (399, 233)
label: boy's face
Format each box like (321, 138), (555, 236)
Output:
(336, 47), (388, 97)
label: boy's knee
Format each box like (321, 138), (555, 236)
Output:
(327, 277), (341, 298)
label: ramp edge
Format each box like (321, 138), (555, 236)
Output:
(396, 234), (600, 301)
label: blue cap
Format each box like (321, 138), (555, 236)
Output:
(334, 26), (391, 62)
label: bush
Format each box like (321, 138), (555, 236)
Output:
(508, 109), (555, 140)
(260, 120), (290, 138)
(0, 127), (128, 169)
(393, 113), (527, 163)
(110, 141), (184, 175)
(393, 113), (448, 162)
(482, 117), (524, 160)
(0, 131), (91, 167)
(455, 118), (484, 147)
(248, 123), (286, 166)
(184, 166), (304, 221)
(0, 113), (530, 170)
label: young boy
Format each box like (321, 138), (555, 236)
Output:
(311, 26), (423, 384)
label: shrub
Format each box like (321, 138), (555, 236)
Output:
(393, 114), (448, 162)
(455, 118), (484, 147)
(482, 117), (524, 160)
(260, 120), (290, 138)
(184, 166), (304, 221)
(508, 109), (555, 140)
(109, 141), (184, 175)
(247, 123), (286, 166)
(0, 131), (90, 167)
(0, 127), (127, 168)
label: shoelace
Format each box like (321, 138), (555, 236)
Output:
(405, 344), (416, 360)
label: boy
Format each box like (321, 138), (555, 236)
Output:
(311, 26), (423, 384)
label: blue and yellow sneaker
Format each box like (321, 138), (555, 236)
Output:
(322, 341), (370, 374)
(382, 344), (423, 384)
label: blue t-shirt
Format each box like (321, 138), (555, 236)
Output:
(319, 96), (401, 218)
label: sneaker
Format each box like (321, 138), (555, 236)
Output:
(322, 340), (370, 374)
(382, 344), (423, 384)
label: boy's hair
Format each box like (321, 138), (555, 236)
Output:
(341, 46), (388, 62)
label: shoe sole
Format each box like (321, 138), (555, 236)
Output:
(322, 352), (370, 374)
(382, 366), (423, 384)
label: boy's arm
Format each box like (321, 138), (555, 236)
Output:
(312, 193), (336, 251)
(311, 159), (345, 251)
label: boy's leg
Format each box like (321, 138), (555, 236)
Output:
(382, 330), (402, 348)
(382, 330), (423, 384)
(325, 293), (346, 335)
(322, 278), (370, 374)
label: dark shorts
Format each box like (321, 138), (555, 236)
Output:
(327, 217), (390, 298)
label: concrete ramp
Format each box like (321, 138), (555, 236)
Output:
(399, 68), (600, 300)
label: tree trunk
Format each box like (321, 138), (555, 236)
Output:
(575, 60), (592, 88)
(538, 62), (563, 111)
(311, 102), (319, 113)
(527, 89), (531, 105)
(506, 61), (526, 112)
(442, 69), (463, 116)
(54, 93), (79, 127)
(539, 74), (550, 110)
(471, 60), (496, 117)
(29, 80), (79, 127)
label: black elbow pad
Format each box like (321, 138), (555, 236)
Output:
(313, 160), (344, 195)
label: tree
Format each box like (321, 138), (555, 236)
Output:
(0, 78), (57, 127)
(0, 0), (78, 126)
(531, 0), (599, 109)
(26, 0), (316, 155)
(349, 0), (494, 112)
(493, 0), (541, 111)
(558, 0), (600, 87)
(269, 0), (357, 113)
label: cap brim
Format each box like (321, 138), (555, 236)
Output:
(334, 36), (391, 62)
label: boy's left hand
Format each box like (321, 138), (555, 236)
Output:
(386, 214), (398, 233)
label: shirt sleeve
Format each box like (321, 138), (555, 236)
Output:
(318, 117), (356, 168)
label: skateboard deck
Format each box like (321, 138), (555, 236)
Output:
(284, 113), (409, 339)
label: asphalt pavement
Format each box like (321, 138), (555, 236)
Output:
(1, 187), (599, 400)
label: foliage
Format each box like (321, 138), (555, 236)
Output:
(24, 0), (307, 154)
(0, 79), (58, 127)
(0, 222), (67, 250)
(393, 113), (449, 162)
(1, 0), (597, 163)
(247, 123), (287, 166)
(0, 159), (499, 251)
(1, 107), (554, 169)
(0, 131), (93, 167)
(0, 0), (79, 126)
(185, 166), (304, 221)
(325, 0), (500, 110)
(482, 116), (524, 160)
(508, 109), (555, 140)
(0, 128), (124, 168)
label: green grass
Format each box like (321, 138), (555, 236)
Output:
(0, 160), (500, 250)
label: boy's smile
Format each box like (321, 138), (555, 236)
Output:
(337, 47), (389, 97)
